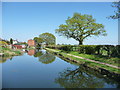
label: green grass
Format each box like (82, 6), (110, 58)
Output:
(68, 51), (120, 67)
(13, 51), (22, 55)
(45, 48), (120, 74)
(60, 52), (120, 74)
(0, 46), (23, 56)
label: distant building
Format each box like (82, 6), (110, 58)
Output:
(13, 40), (18, 44)
(27, 39), (35, 47)
(12, 45), (22, 49)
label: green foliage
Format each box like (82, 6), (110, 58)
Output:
(19, 42), (27, 45)
(34, 37), (43, 48)
(13, 51), (22, 55)
(34, 37), (43, 43)
(2, 39), (10, 45)
(39, 32), (56, 45)
(55, 13), (107, 45)
(47, 45), (120, 58)
(34, 51), (43, 57)
(10, 38), (13, 44)
(38, 52), (56, 64)
(79, 45), (96, 54)
(109, 1), (120, 19)
(60, 45), (73, 52)
(0, 41), (8, 47)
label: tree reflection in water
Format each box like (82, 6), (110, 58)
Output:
(38, 52), (56, 64)
(34, 51), (43, 57)
(55, 66), (106, 88)
(33, 49), (56, 64)
(0, 56), (13, 63)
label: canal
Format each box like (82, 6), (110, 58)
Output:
(1, 49), (120, 88)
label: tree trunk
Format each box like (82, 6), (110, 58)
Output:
(79, 40), (83, 45)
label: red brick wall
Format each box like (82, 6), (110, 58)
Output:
(13, 45), (22, 49)
(27, 40), (35, 46)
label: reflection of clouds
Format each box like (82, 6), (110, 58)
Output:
(38, 52), (56, 64)
(55, 67), (105, 88)
(41, 49), (46, 54)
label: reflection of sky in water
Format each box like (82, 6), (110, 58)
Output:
(2, 50), (120, 88)
(41, 49), (47, 54)
(104, 83), (116, 88)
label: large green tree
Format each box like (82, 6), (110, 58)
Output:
(109, 1), (120, 19)
(39, 32), (56, 45)
(55, 13), (107, 45)
(34, 37), (43, 47)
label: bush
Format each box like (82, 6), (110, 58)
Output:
(84, 45), (96, 54)
(46, 45), (119, 57)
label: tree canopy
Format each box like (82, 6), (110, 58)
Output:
(55, 13), (107, 45)
(109, 1), (120, 19)
(39, 32), (56, 45)
(10, 38), (13, 44)
(34, 37), (43, 48)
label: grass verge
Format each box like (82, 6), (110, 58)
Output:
(45, 48), (120, 74)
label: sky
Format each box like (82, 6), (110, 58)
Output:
(2, 2), (118, 45)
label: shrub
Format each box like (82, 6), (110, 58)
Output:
(47, 45), (119, 57)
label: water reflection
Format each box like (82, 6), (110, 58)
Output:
(55, 66), (120, 88)
(0, 56), (13, 63)
(27, 49), (56, 64)
(34, 51), (43, 57)
(38, 52), (56, 64)
(27, 49), (35, 56)
(2, 49), (120, 88)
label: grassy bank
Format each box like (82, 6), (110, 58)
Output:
(0, 46), (23, 57)
(67, 51), (120, 67)
(45, 48), (120, 74)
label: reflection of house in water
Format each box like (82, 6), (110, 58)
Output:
(27, 49), (35, 56)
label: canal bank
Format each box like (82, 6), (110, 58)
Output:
(45, 48), (120, 78)
(2, 49), (120, 88)
(0, 46), (24, 63)
(0, 45), (24, 56)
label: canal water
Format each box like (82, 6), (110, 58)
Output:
(1, 49), (120, 88)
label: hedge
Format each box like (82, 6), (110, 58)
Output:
(46, 45), (120, 57)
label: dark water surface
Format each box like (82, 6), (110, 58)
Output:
(2, 49), (120, 88)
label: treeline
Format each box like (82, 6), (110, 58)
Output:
(46, 45), (120, 58)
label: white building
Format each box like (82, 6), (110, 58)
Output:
(13, 40), (18, 44)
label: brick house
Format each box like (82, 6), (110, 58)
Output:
(12, 45), (22, 49)
(27, 39), (35, 47)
